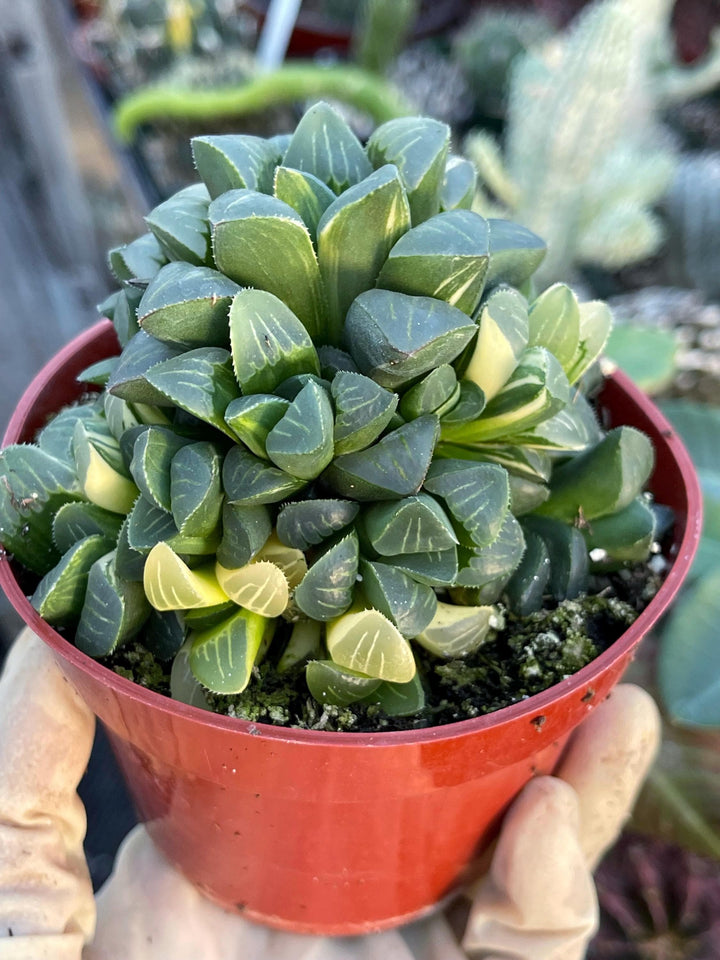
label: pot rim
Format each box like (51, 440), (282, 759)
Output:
(0, 319), (703, 747)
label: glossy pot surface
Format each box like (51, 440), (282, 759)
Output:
(0, 320), (702, 934)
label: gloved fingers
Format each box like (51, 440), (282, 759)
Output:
(462, 776), (596, 960)
(554, 683), (661, 870)
(0, 933), (84, 959)
(0, 629), (95, 944)
(399, 913), (467, 960)
(87, 826), (273, 959)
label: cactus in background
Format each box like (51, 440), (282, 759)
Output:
(353, 0), (421, 76)
(0, 105), (657, 722)
(465, 0), (720, 287)
(452, 7), (554, 119)
(664, 152), (720, 302)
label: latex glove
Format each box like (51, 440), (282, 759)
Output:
(0, 630), (660, 960)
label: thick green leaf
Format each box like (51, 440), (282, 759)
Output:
(114, 517), (145, 581)
(331, 371), (398, 456)
(306, 660), (381, 707)
(274, 373), (332, 402)
(383, 547), (458, 587)
(110, 287), (143, 347)
(363, 494), (457, 555)
(126, 495), (176, 552)
(317, 165), (410, 343)
(446, 347), (570, 444)
(129, 426), (190, 512)
(508, 475), (550, 515)
(144, 609), (186, 661)
(484, 218), (546, 288)
(170, 640), (211, 710)
(216, 501), (271, 568)
(377, 210), (489, 315)
(453, 513), (525, 590)
(222, 446), (307, 505)
(326, 606), (416, 682)
(463, 286), (529, 402)
(103, 394), (141, 444)
(514, 391), (602, 451)
(504, 528), (552, 616)
(318, 345), (358, 379)
(294, 532), (359, 621)
(441, 156), (476, 211)
(77, 357), (118, 387)
(360, 560), (437, 637)
(582, 497), (656, 564)
(229, 289), (320, 395)
(170, 442), (224, 538)
(438, 380), (486, 426)
(32, 535), (113, 623)
(273, 165), (336, 241)
(345, 289), (477, 390)
(566, 300), (613, 385)
(189, 608), (269, 694)
(137, 262), (239, 348)
(73, 422), (139, 515)
(265, 381), (334, 480)
(659, 570), (720, 727)
(107, 330), (183, 406)
(36, 404), (98, 465)
(210, 190), (326, 338)
(414, 602), (500, 658)
(224, 395), (290, 458)
(366, 117), (450, 224)
(522, 515), (589, 600)
(145, 184), (212, 266)
(52, 501), (124, 554)
(424, 459), (509, 548)
(144, 347), (241, 438)
(191, 133), (279, 199)
(108, 232), (167, 284)
(536, 426), (654, 522)
(75, 552), (150, 656)
(528, 283), (580, 373)
(0, 444), (82, 574)
(399, 366), (458, 421)
(324, 416), (439, 501)
(282, 101), (372, 194)
(143, 543), (227, 611)
(276, 499), (359, 551)
(277, 619), (323, 672)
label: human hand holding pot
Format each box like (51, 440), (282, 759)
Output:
(0, 629), (660, 960)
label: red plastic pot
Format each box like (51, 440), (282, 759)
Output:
(0, 319), (702, 935)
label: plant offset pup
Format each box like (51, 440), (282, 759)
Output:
(0, 103), (656, 722)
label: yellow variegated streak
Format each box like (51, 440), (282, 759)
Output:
(326, 608), (416, 683)
(144, 542), (228, 611)
(79, 443), (139, 515)
(567, 300), (613, 384)
(254, 533), (307, 588)
(464, 307), (523, 402)
(415, 602), (502, 658)
(215, 561), (289, 617)
(277, 619), (322, 673)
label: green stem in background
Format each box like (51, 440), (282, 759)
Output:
(646, 768), (720, 861)
(353, 0), (420, 76)
(113, 63), (410, 142)
(656, 29), (720, 107)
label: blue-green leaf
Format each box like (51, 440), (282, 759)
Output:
(366, 117), (450, 224)
(485, 218), (546, 288)
(137, 262), (239, 348)
(129, 426), (191, 512)
(273, 165), (336, 241)
(191, 133), (279, 199)
(216, 501), (271, 568)
(324, 416), (439, 501)
(454, 513), (525, 590)
(75, 552), (150, 656)
(52, 501), (124, 555)
(294, 532), (359, 621)
(378, 210), (489, 315)
(276, 499), (359, 551)
(345, 288), (477, 390)
(210, 190), (326, 339)
(32, 535), (114, 623)
(189, 608), (269, 694)
(145, 184), (212, 266)
(441, 156), (476, 211)
(360, 560), (437, 637)
(265, 381), (334, 480)
(224, 395), (290, 458)
(144, 347), (241, 438)
(306, 660), (381, 707)
(504, 528), (552, 616)
(108, 232), (167, 284)
(317, 165), (411, 343)
(170, 442), (224, 538)
(522, 515), (589, 600)
(424, 459), (509, 548)
(229, 289), (320, 395)
(223, 446), (307, 505)
(331, 371), (398, 456)
(107, 330), (183, 406)
(399, 366), (458, 421)
(363, 493), (457, 555)
(282, 101), (372, 194)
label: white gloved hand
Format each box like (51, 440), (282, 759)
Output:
(0, 630), (660, 960)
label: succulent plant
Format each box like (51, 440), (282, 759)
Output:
(0, 103), (658, 721)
